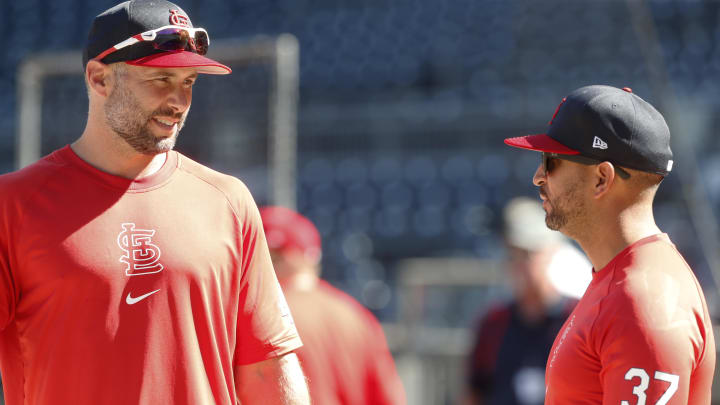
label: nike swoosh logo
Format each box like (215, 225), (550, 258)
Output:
(126, 289), (161, 305)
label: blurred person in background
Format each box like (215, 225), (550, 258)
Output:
(463, 197), (589, 405)
(260, 206), (407, 405)
(0, 1), (309, 404)
(505, 85), (715, 404)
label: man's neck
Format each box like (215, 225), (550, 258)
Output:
(573, 205), (661, 271)
(72, 127), (167, 180)
(279, 273), (319, 291)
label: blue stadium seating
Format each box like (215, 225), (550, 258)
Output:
(0, 0), (719, 314)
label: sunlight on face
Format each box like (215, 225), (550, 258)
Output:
(538, 161), (589, 233)
(103, 65), (191, 155)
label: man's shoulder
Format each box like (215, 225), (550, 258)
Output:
(618, 234), (691, 281)
(293, 281), (384, 330)
(0, 151), (68, 199)
(317, 281), (375, 316)
(600, 235), (707, 323)
(476, 302), (514, 329)
(174, 152), (252, 198)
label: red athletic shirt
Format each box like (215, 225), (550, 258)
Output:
(0, 146), (302, 405)
(282, 279), (406, 405)
(545, 234), (715, 404)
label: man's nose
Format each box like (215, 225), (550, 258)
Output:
(167, 86), (191, 113)
(532, 163), (546, 187)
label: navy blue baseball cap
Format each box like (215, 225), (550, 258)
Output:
(83, 0), (231, 75)
(505, 85), (674, 176)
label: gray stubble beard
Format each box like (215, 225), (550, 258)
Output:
(543, 182), (588, 241)
(104, 75), (186, 156)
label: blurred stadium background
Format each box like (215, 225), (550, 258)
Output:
(2, 0), (720, 403)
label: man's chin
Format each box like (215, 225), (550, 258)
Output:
(136, 136), (177, 156)
(545, 214), (564, 231)
(152, 138), (177, 154)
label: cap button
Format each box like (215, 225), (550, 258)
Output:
(622, 87), (633, 93)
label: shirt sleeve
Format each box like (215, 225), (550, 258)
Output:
(233, 186), (302, 365)
(594, 281), (711, 405)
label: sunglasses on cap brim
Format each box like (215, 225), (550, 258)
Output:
(542, 152), (631, 179)
(93, 25), (210, 62)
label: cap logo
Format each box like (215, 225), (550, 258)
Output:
(169, 9), (190, 27)
(548, 97), (567, 125)
(592, 136), (608, 150)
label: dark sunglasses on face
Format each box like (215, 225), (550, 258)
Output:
(93, 25), (210, 62)
(542, 152), (631, 179)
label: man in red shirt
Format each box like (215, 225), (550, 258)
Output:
(504, 85), (715, 404)
(259, 206), (406, 405)
(0, 1), (308, 404)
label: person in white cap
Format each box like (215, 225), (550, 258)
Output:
(0, 1), (308, 404)
(464, 197), (586, 405)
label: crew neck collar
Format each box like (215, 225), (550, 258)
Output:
(56, 145), (178, 191)
(592, 233), (670, 279)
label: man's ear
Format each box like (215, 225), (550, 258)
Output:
(86, 60), (112, 98)
(592, 162), (617, 199)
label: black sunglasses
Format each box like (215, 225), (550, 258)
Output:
(542, 152), (631, 179)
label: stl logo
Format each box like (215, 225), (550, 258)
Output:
(117, 223), (164, 276)
(169, 9), (190, 27)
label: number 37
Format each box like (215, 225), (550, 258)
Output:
(621, 368), (679, 405)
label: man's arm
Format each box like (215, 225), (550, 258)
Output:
(235, 352), (310, 404)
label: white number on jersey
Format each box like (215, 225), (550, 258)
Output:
(620, 368), (679, 405)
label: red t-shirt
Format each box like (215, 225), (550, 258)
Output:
(0, 146), (302, 405)
(545, 234), (715, 404)
(282, 280), (406, 405)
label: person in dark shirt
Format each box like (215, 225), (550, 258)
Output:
(464, 197), (586, 405)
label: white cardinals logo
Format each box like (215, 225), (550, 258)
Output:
(117, 223), (164, 276)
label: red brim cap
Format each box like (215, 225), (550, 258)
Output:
(259, 206), (322, 263)
(126, 50), (231, 75)
(504, 134), (580, 155)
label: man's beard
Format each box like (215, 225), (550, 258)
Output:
(104, 82), (186, 156)
(541, 182), (586, 232)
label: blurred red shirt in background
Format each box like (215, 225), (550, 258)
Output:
(260, 206), (406, 405)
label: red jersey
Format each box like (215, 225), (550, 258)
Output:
(282, 279), (406, 405)
(545, 234), (715, 404)
(0, 146), (302, 405)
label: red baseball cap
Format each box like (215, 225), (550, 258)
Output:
(259, 206), (322, 263)
(504, 133), (580, 155)
(125, 51), (230, 75)
(83, 0), (231, 75)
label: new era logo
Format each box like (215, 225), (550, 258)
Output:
(592, 136), (608, 150)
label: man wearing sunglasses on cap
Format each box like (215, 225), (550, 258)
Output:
(0, 1), (308, 404)
(504, 85), (715, 404)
